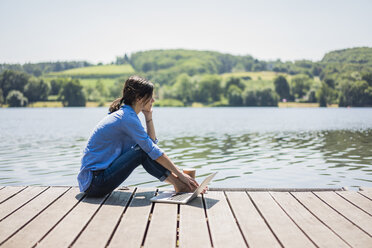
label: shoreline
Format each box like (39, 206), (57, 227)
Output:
(1, 101), (340, 108)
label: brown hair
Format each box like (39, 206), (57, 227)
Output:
(109, 75), (154, 113)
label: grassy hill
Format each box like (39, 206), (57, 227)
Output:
(321, 47), (372, 64)
(47, 64), (135, 78)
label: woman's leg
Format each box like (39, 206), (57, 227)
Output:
(86, 145), (171, 197)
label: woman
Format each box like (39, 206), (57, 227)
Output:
(78, 75), (204, 197)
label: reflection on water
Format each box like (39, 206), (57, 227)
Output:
(159, 130), (372, 190)
(0, 107), (371, 190)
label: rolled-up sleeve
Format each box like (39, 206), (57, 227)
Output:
(123, 113), (164, 160)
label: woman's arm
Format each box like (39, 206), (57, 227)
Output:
(156, 153), (199, 190)
(142, 108), (199, 191)
(143, 110), (156, 142)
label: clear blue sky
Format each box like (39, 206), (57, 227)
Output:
(0, 0), (371, 64)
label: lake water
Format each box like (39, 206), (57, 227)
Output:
(0, 107), (371, 190)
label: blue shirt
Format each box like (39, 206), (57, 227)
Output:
(77, 105), (164, 192)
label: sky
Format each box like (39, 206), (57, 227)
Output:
(0, 0), (371, 64)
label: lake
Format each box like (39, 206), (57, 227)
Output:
(0, 107), (371, 190)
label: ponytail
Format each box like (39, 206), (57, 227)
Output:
(108, 75), (154, 113)
(109, 97), (124, 113)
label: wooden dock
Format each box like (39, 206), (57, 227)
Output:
(0, 186), (371, 247)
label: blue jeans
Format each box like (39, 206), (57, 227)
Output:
(85, 145), (171, 197)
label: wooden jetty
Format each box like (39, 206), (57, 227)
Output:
(0, 186), (371, 247)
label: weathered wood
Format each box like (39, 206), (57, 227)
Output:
(337, 191), (372, 215)
(359, 190), (372, 201)
(2, 187), (81, 248)
(0, 186), (26, 204)
(36, 191), (108, 248)
(204, 191), (247, 248)
(143, 191), (178, 248)
(0, 186), (371, 248)
(209, 187), (343, 192)
(270, 192), (348, 248)
(0, 186), (48, 221)
(179, 195), (211, 248)
(226, 191), (280, 248)
(108, 188), (157, 248)
(315, 191), (372, 235)
(72, 188), (135, 248)
(0, 187), (68, 245)
(293, 192), (372, 247)
(248, 192), (315, 248)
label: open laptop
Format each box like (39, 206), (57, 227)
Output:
(150, 172), (217, 204)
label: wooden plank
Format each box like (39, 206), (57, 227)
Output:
(36, 192), (108, 248)
(210, 187), (343, 192)
(226, 192), (280, 248)
(0, 186), (47, 221)
(293, 192), (372, 247)
(270, 192), (348, 248)
(143, 191), (178, 248)
(204, 191), (246, 248)
(0, 186), (26, 204)
(108, 188), (156, 248)
(1, 187), (81, 248)
(73, 188), (135, 248)
(315, 191), (372, 235)
(359, 190), (372, 201)
(337, 191), (372, 215)
(0, 187), (68, 245)
(248, 192), (315, 248)
(179, 194), (211, 248)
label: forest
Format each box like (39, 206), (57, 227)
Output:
(0, 47), (371, 107)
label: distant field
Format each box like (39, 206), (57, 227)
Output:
(244, 79), (274, 90)
(221, 71), (292, 81)
(79, 78), (117, 88)
(47, 64), (135, 78)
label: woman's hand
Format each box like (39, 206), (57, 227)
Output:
(178, 172), (199, 192)
(142, 108), (152, 120)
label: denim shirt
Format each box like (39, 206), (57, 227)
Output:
(77, 105), (164, 192)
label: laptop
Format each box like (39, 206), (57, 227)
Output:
(150, 172), (217, 204)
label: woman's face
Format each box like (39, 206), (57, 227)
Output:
(140, 95), (155, 112)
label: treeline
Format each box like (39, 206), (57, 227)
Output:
(1, 47), (372, 107)
(0, 70), (86, 107)
(0, 61), (92, 77)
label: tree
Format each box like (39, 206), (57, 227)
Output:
(362, 73), (372, 87)
(306, 90), (317, 103)
(256, 88), (279, 106)
(291, 74), (311, 99)
(317, 82), (329, 107)
(59, 79), (86, 107)
(6, 90), (28, 107)
(0, 70), (30, 98)
(50, 78), (66, 95)
(224, 77), (245, 96)
(173, 74), (193, 104)
(227, 85), (243, 106)
(24, 78), (50, 102)
(243, 90), (257, 106)
(195, 75), (222, 103)
(273, 75), (290, 100)
(0, 89), (4, 105)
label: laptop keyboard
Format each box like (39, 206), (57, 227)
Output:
(169, 193), (191, 201)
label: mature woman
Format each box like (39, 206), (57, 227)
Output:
(78, 75), (203, 197)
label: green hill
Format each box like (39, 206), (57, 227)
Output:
(47, 64), (135, 78)
(321, 47), (372, 64)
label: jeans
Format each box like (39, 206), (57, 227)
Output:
(85, 144), (171, 197)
